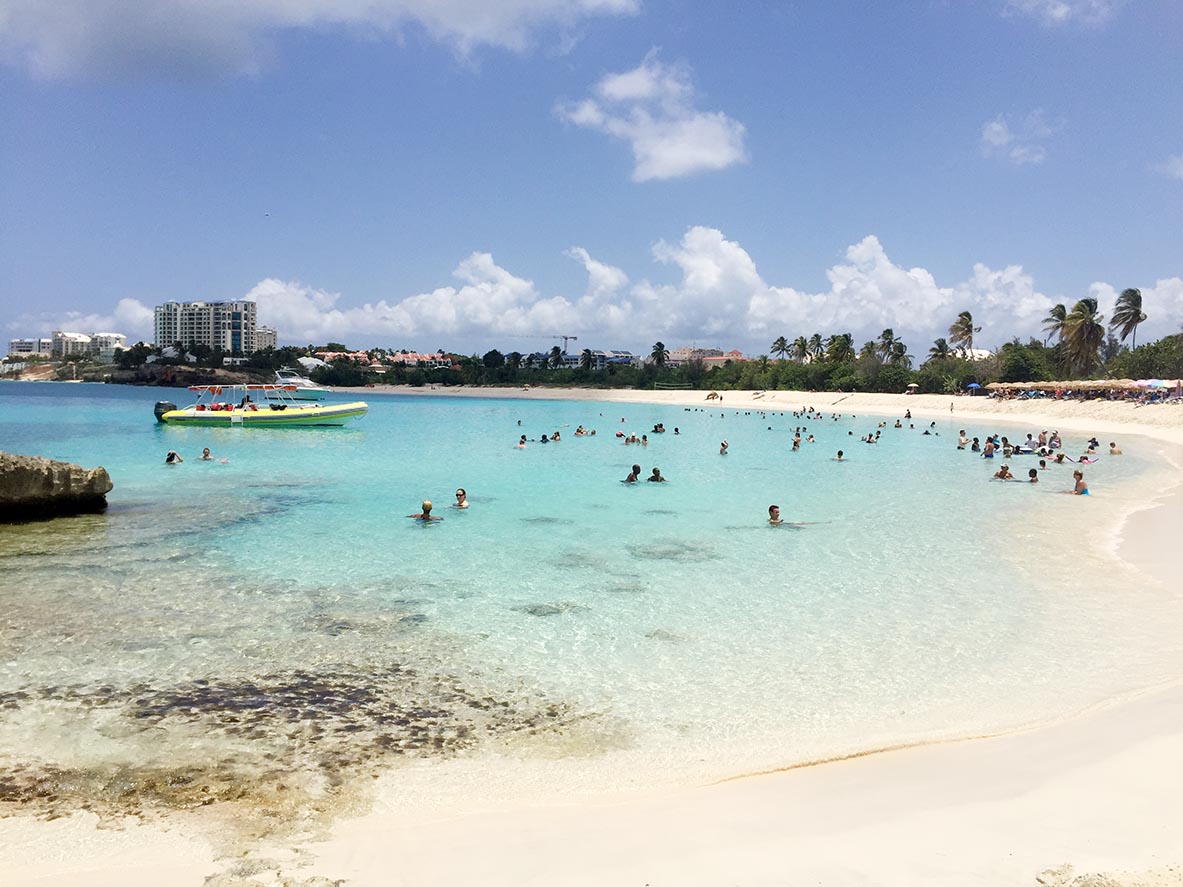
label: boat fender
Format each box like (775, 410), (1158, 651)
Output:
(153, 401), (177, 423)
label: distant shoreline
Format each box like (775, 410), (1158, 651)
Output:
(337, 383), (1183, 445)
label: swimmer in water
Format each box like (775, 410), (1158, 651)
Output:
(1069, 470), (1089, 495)
(835, 450), (844, 461)
(516, 435), (527, 448)
(720, 440), (729, 455)
(624, 464), (641, 483)
(768, 505), (783, 526)
(408, 500), (442, 521)
(165, 450), (183, 464)
(647, 467), (666, 482)
(201, 448), (212, 461)
(1028, 468), (1039, 483)
(993, 464), (1014, 480)
(1109, 441), (1123, 455)
(454, 488), (468, 509)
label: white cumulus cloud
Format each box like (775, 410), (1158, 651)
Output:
(1155, 154), (1183, 181)
(556, 49), (748, 182)
(1001, 0), (1124, 25)
(0, 0), (639, 79)
(981, 110), (1061, 166)
(14, 230), (1183, 356)
(5, 297), (155, 342)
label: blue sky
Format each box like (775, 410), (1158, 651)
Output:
(2, 0), (1181, 356)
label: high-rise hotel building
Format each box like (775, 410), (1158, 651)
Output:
(153, 301), (259, 353)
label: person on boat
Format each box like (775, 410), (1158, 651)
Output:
(201, 448), (212, 461)
(408, 500), (442, 521)
(165, 450), (183, 464)
(1069, 471), (1089, 495)
(454, 488), (468, 509)
(768, 505), (783, 526)
(647, 467), (666, 482)
(624, 464), (641, 483)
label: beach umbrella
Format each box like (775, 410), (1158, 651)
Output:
(967, 382), (982, 389)
(906, 382), (919, 388)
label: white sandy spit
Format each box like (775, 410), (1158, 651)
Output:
(3, 388), (1182, 886)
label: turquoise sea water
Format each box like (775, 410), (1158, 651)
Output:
(2, 382), (1181, 836)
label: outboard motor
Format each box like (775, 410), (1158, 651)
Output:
(154, 401), (177, 423)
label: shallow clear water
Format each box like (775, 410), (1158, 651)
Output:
(2, 382), (1181, 827)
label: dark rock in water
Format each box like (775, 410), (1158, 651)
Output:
(0, 451), (113, 522)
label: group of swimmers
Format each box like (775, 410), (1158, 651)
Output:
(623, 464), (666, 483)
(164, 447), (226, 464)
(408, 488), (468, 521)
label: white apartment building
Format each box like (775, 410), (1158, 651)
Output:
(256, 326), (278, 351)
(52, 331), (92, 357)
(154, 301), (259, 353)
(8, 337), (53, 356)
(89, 333), (128, 362)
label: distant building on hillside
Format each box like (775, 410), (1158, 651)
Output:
(52, 331), (92, 357)
(8, 337), (53, 357)
(256, 326), (278, 351)
(666, 347), (743, 367)
(153, 300), (260, 353)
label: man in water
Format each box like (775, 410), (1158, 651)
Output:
(835, 450), (844, 461)
(165, 450), (183, 464)
(647, 467), (666, 482)
(993, 464), (1014, 480)
(201, 448), (213, 460)
(408, 500), (442, 521)
(624, 464), (641, 483)
(454, 488), (468, 509)
(768, 505), (783, 526)
(1109, 441), (1123, 455)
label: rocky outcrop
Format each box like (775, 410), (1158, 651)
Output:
(0, 451), (113, 522)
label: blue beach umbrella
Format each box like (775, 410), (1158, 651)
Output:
(966, 382), (981, 389)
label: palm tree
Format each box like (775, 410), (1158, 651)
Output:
(650, 341), (669, 368)
(888, 340), (911, 368)
(928, 338), (951, 362)
(875, 329), (897, 361)
(770, 336), (789, 360)
(1063, 298), (1106, 376)
(808, 333), (824, 360)
(825, 333), (854, 363)
(791, 336), (809, 362)
(1042, 303), (1068, 345)
(507, 351), (522, 370)
(549, 345), (563, 369)
(858, 340), (878, 360)
(948, 311), (981, 357)
(1110, 288), (1147, 348)
(579, 348), (593, 372)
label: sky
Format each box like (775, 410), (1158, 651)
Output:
(2, 0), (1181, 358)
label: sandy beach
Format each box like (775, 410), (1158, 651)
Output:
(4, 387), (1182, 887)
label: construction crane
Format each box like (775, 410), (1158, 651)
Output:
(558, 335), (578, 353)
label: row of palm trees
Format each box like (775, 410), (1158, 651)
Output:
(1041, 287), (1145, 374)
(768, 290), (1147, 378)
(768, 330), (912, 367)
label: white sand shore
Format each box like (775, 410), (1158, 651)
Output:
(4, 388), (1182, 886)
